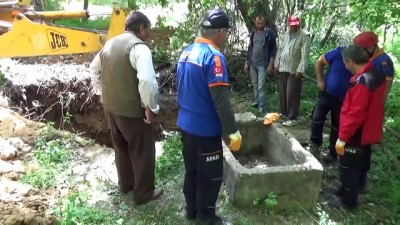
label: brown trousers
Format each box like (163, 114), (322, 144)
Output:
(278, 72), (303, 120)
(105, 112), (156, 202)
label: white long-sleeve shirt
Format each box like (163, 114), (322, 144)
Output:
(89, 42), (160, 114)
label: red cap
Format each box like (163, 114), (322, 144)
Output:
(288, 15), (300, 26)
(354, 31), (378, 47)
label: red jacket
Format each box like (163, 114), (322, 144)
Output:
(339, 62), (387, 145)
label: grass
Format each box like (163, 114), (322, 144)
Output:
(0, 67), (5, 86)
(20, 122), (78, 189)
(54, 18), (111, 31)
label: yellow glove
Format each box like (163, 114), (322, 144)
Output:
(263, 113), (280, 125)
(228, 131), (242, 152)
(335, 139), (346, 156)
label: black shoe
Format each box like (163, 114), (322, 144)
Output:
(322, 153), (338, 164)
(359, 183), (367, 194)
(134, 188), (164, 205)
(251, 102), (259, 108)
(196, 216), (232, 225)
(327, 195), (357, 212)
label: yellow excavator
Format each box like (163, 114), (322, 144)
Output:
(0, 0), (129, 58)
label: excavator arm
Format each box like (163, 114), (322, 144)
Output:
(0, 2), (129, 58)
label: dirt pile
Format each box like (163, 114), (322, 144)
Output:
(0, 57), (179, 146)
(0, 106), (59, 225)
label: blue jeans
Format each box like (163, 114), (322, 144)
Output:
(250, 65), (266, 109)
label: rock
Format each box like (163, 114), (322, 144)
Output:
(3, 171), (20, 180)
(23, 214), (35, 225)
(234, 112), (257, 122)
(0, 160), (25, 174)
(0, 178), (31, 202)
(21, 145), (32, 153)
(0, 138), (18, 160)
(7, 138), (25, 151)
(0, 94), (9, 107)
(76, 136), (89, 146)
(4, 215), (23, 225)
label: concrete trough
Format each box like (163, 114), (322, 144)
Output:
(222, 112), (323, 211)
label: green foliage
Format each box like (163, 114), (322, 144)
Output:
(21, 122), (77, 188)
(253, 192), (278, 223)
(20, 167), (56, 189)
(43, 0), (62, 11)
(153, 46), (170, 64)
(34, 139), (72, 165)
(155, 15), (167, 29)
(316, 204), (337, 225)
(54, 191), (122, 225)
(347, 0), (400, 30)
(0, 68), (4, 86)
(155, 132), (184, 183)
(54, 18), (111, 31)
(169, 0), (227, 61)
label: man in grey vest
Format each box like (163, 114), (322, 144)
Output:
(89, 11), (163, 205)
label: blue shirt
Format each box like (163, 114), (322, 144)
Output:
(323, 47), (352, 100)
(176, 38), (229, 137)
(370, 49), (395, 81)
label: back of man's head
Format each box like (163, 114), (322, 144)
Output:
(199, 9), (230, 37)
(342, 45), (369, 65)
(125, 11), (151, 34)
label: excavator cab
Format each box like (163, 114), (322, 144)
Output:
(0, 0), (129, 58)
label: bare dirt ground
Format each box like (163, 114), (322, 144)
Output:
(0, 106), (57, 225)
(0, 103), (136, 225)
(0, 51), (176, 224)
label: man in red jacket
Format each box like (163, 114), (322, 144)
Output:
(330, 45), (386, 210)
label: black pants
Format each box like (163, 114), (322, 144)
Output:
(181, 130), (223, 221)
(338, 133), (372, 207)
(310, 92), (342, 157)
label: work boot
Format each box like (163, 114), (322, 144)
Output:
(282, 120), (298, 127)
(184, 206), (197, 221)
(327, 195), (357, 212)
(134, 188), (164, 205)
(196, 216), (232, 225)
(322, 186), (344, 199)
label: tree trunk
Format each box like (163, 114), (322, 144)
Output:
(236, 0), (251, 32)
(320, 20), (336, 46)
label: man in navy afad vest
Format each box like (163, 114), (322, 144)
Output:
(176, 9), (241, 225)
(309, 44), (353, 163)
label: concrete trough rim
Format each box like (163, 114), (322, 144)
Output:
(222, 115), (323, 175)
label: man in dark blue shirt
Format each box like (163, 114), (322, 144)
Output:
(310, 46), (353, 163)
